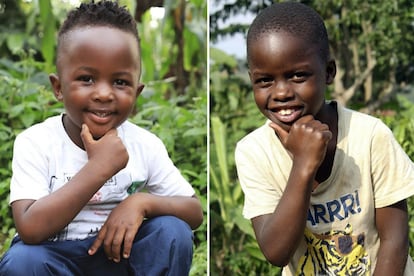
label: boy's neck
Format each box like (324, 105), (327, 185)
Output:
(314, 101), (338, 185)
(316, 101), (338, 129)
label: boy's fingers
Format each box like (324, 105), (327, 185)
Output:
(109, 229), (125, 263)
(269, 122), (289, 144)
(105, 128), (118, 137)
(322, 129), (333, 144)
(122, 230), (136, 259)
(80, 124), (94, 146)
(88, 227), (106, 256)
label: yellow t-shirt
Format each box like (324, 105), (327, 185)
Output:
(236, 103), (414, 275)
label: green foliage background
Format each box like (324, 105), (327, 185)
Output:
(0, 0), (207, 275)
(2, 0), (414, 275)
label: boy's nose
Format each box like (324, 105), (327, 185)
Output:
(271, 81), (293, 101)
(93, 83), (114, 101)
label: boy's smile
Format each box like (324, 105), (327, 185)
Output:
(50, 26), (144, 148)
(248, 32), (335, 132)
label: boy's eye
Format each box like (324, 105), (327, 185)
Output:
(255, 77), (273, 85)
(77, 76), (94, 83)
(290, 72), (309, 82)
(114, 79), (129, 86)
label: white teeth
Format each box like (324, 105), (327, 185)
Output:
(278, 109), (294, 116)
(93, 112), (110, 118)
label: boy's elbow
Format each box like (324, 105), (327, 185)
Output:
(261, 245), (292, 267)
(17, 230), (46, 245)
(193, 210), (204, 230)
(266, 256), (289, 268)
(15, 223), (51, 245)
(186, 195), (203, 230)
(189, 201), (204, 230)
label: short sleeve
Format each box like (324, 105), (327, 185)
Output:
(145, 137), (195, 197)
(10, 132), (50, 203)
(235, 138), (284, 219)
(371, 121), (414, 207)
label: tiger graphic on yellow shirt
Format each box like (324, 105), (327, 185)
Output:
(296, 224), (370, 275)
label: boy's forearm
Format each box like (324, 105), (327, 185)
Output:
(13, 161), (111, 244)
(373, 240), (408, 276)
(253, 163), (315, 266)
(128, 193), (203, 230)
(374, 202), (409, 276)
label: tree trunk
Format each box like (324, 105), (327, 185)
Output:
(333, 59), (376, 106)
(172, 0), (188, 94)
(362, 21), (374, 103)
(135, 0), (164, 22)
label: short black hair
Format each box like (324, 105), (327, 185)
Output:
(57, 0), (139, 57)
(246, 2), (330, 63)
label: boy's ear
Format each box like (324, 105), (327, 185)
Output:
(135, 83), (145, 98)
(326, 60), (336, 84)
(248, 70), (253, 82)
(49, 74), (63, 101)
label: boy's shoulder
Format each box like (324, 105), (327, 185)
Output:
(16, 115), (62, 139)
(339, 104), (382, 129)
(117, 121), (174, 160)
(236, 120), (274, 148)
(13, 115), (68, 152)
(340, 105), (377, 120)
(119, 120), (162, 142)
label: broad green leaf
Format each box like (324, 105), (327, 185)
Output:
(6, 33), (24, 54)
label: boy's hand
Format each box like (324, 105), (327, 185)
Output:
(80, 124), (129, 178)
(269, 115), (332, 171)
(88, 196), (144, 262)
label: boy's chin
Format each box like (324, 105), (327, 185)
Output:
(88, 127), (111, 140)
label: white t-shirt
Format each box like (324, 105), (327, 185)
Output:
(235, 103), (414, 275)
(10, 115), (195, 241)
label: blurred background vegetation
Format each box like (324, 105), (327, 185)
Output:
(2, 0), (414, 275)
(0, 0), (207, 275)
(210, 0), (414, 275)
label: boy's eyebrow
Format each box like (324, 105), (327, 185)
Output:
(250, 62), (313, 75)
(249, 70), (272, 76)
(112, 71), (134, 77)
(75, 67), (134, 77)
(250, 70), (266, 75)
(75, 66), (98, 73)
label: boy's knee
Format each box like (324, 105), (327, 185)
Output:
(136, 215), (194, 252)
(151, 215), (193, 244)
(0, 241), (77, 276)
(129, 216), (194, 274)
(0, 242), (50, 274)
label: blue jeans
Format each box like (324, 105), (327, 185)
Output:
(0, 216), (194, 276)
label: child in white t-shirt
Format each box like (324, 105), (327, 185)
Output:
(0, 1), (203, 275)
